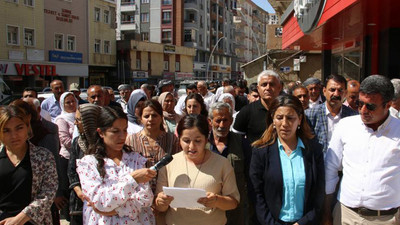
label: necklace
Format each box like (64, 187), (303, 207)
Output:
(185, 151), (207, 188)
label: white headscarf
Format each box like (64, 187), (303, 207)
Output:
(55, 92), (78, 124)
(218, 93), (236, 114)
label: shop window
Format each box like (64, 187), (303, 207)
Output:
(54, 33), (64, 50)
(141, 13), (149, 22)
(95, 7), (101, 22)
(24, 28), (35, 46)
(24, 0), (34, 6)
(94, 39), (101, 53)
(7, 25), (19, 45)
(104, 10), (110, 24)
(67, 35), (76, 51)
(104, 40), (110, 54)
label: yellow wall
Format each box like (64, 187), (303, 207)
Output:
(89, 0), (116, 66)
(0, 1), (45, 60)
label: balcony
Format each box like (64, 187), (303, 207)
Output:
(120, 22), (137, 31)
(162, 19), (172, 24)
(162, 38), (172, 44)
(121, 2), (137, 12)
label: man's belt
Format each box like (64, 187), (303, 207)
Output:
(348, 206), (399, 216)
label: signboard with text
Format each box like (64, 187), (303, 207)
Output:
(49, 51), (83, 63)
(0, 61), (88, 77)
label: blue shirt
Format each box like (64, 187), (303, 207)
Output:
(41, 95), (61, 122)
(278, 137), (306, 222)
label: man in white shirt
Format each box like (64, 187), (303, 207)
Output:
(324, 75), (400, 225)
(197, 80), (214, 110)
(174, 83), (198, 116)
(303, 77), (325, 109)
(390, 78), (400, 119)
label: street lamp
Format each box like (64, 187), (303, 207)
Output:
(206, 36), (226, 81)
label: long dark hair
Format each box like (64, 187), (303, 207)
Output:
(138, 99), (165, 131)
(252, 95), (314, 147)
(89, 106), (131, 179)
(184, 93), (208, 117)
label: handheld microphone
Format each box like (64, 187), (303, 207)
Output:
(150, 154), (173, 171)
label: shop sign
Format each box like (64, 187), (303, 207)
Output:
(164, 45), (176, 54)
(193, 62), (207, 70)
(132, 71), (148, 78)
(0, 61), (88, 77)
(49, 51), (83, 63)
(44, 8), (80, 23)
(293, 0), (326, 34)
(280, 66), (291, 73)
(175, 72), (194, 80)
(163, 72), (175, 79)
(293, 59), (300, 71)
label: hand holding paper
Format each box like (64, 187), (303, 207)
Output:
(163, 187), (207, 208)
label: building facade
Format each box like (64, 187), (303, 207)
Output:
(88, 0), (117, 87)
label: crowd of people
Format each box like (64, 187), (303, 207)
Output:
(1, 71), (400, 225)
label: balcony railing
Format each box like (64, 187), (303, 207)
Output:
(162, 19), (171, 24)
(162, 38), (172, 43)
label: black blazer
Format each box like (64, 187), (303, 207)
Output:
(249, 138), (325, 225)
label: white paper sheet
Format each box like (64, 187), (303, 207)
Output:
(163, 186), (207, 208)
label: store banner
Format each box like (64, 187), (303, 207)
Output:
(49, 50), (83, 63)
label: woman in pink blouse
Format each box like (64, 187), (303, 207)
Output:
(77, 106), (157, 225)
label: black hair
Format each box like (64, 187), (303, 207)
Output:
(177, 114), (209, 139)
(360, 75), (394, 104)
(184, 93), (208, 117)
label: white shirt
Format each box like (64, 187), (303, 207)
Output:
(389, 106), (400, 119)
(202, 91), (214, 111)
(325, 115), (400, 210)
(308, 95), (323, 109)
(174, 94), (186, 116)
(325, 103), (342, 143)
(127, 121), (143, 135)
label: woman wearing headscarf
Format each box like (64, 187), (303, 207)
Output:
(158, 92), (181, 133)
(68, 104), (102, 225)
(127, 90), (147, 134)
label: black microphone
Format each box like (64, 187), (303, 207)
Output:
(150, 154), (173, 171)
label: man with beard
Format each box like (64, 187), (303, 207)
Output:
(208, 102), (248, 225)
(41, 79), (65, 122)
(305, 74), (357, 153)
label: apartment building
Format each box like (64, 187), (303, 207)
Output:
(232, 0), (268, 78)
(0, 0), (47, 90)
(89, 0), (117, 86)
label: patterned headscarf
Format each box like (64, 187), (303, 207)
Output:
(77, 104), (101, 154)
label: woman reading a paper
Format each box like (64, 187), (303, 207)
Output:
(154, 114), (239, 225)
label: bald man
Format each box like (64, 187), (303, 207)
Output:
(343, 80), (360, 111)
(87, 85), (105, 106)
(41, 79), (65, 121)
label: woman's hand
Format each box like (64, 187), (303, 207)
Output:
(0, 212), (30, 225)
(131, 168), (157, 183)
(154, 192), (174, 212)
(197, 192), (219, 208)
(73, 186), (90, 202)
(87, 201), (118, 217)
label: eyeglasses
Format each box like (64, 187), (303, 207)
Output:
(356, 100), (378, 111)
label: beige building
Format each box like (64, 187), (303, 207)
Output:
(88, 0), (117, 86)
(118, 40), (196, 86)
(0, 0), (46, 90)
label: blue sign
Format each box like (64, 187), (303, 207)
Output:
(49, 50), (83, 63)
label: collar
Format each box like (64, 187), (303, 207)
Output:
(277, 137), (305, 152)
(324, 102), (343, 117)
(256, 99), (268, 111)
(362, 112), (392, 132)
(310, 95), (322, 104)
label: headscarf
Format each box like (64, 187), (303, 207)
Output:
(55, 92), (77, 124)
(218, 93), (236, 114)
(77, 104), (101, 154)
(158, 92), (178, 121)
(127, 90), (147, 124)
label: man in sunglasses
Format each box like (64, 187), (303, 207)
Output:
(343, 80), (360, 112)
(389, 78), (400, 119)
(324, 75), (400, 225)
(305, 74), (358, 153)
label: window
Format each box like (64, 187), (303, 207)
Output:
(104, 40), (110, 54)
(162, 11), (171, 24)
(275, 27), (282, 37)
(136, 59), (141, 69)
(141, 0), (149, 3)
(175, 62), (180, 71)
(24, 28), (34, 46)
(54, 33), (64, 50)
(141, 13), (149, 22)
(162, 0), (171, 5)
(7, 26), (19, 45)
(163, 61), (169, 71)
(184, 29), (195, 42)
(24, 0), (33, 6)
(94, 39), (101, 53)
(94, 8), (101, 21)
(141, 32), (149, 41)
(104, 10), (110, 24)
(162, 31), (172, 43)
(67, 35), (75, 51)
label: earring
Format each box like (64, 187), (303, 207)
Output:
(273, 124), (276, 129)
(298, 126), (300, 130)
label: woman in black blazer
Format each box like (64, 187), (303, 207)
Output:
(249, 95), (325, 225)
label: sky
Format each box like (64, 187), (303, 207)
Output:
(251, 0), (275, 13)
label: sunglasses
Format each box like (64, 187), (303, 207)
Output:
(355, 100), (378, 111)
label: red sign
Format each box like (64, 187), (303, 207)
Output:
(14, 64), (58, 76)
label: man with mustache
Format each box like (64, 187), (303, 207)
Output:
(208, 102), (248, 225)
(305, 74), (357, 153)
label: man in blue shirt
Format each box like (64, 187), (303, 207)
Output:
(41, 79), (64, 122)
